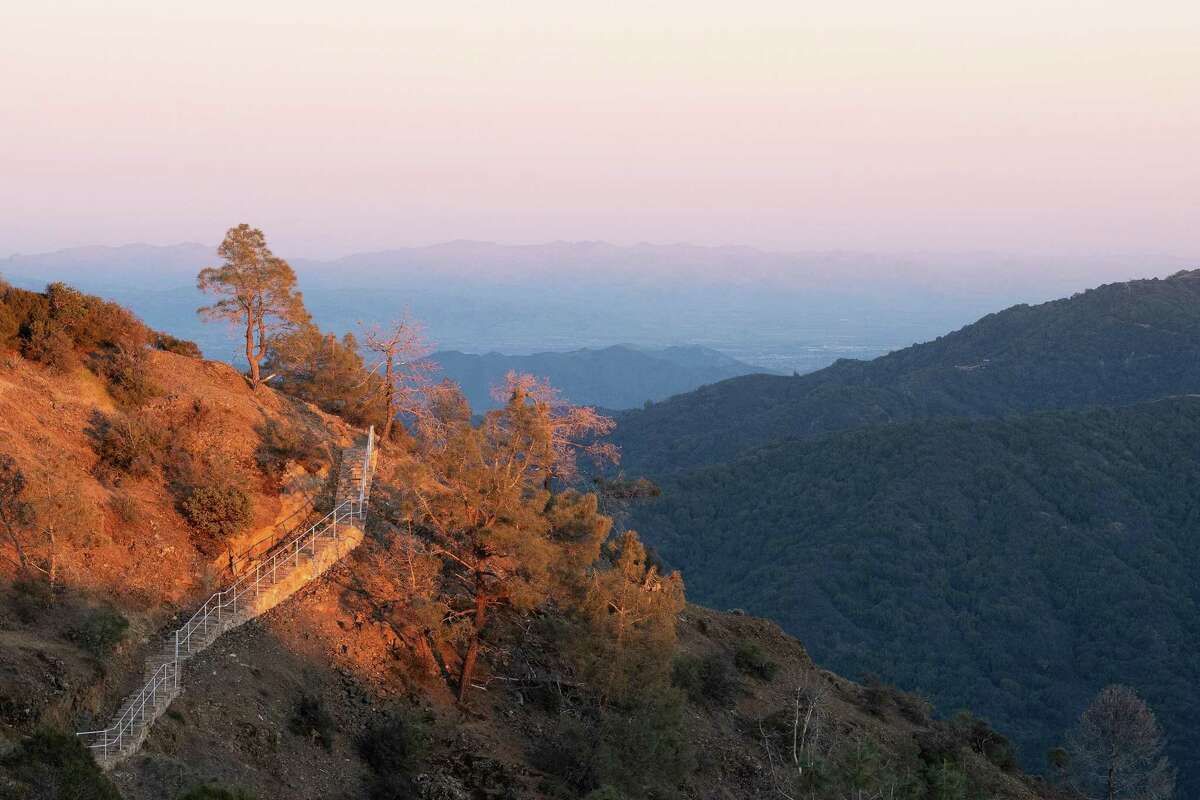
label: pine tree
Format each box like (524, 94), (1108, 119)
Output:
(580, 530), (684, 706)
(197, 224), (309, 388)
(406, 377), (613, 703)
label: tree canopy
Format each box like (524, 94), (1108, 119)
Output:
(197, 224), (308, 387)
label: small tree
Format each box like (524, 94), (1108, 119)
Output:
(197, 224), (308, 388)
(1067, 685), (1175, 800)
(22, 467), (99, 588)
(363, 316), (434, 442)
(580, 529), (684, 705)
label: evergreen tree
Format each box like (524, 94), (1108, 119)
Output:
(405, 378), (613, 703)
(197, 224), (309, 388)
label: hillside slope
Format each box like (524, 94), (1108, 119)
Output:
(111, 561), (1060, 800)
(612, 269), (1200, 473)
(633, 397), (1200, 794)
(0, 285), (1060, 800)
(0, 315), (356, 779)
(429, 345), (762, 411)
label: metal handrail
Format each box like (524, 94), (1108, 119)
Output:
(224, 492), (317, 577)
(359, 425), (375, 504)
(77, 427), (377, 761)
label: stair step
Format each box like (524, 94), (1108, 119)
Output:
(81, 433), (375, 769)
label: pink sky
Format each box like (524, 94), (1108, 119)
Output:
(1, 1), (1197, 262)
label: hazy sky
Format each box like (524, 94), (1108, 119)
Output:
(2, 1), (1197, 260)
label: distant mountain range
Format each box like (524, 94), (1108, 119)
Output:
(429, 345), (765, 411)
(611, 268), (1200, 793)
(4, 241), (1185, 374)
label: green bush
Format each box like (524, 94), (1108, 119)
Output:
(733, 641), (779, 681)
(0, 728), (122, 799)
(671, 653), (737, 705)
(68, 606), (129, 658)
(180, 484), (253, 546)
(289, 693), (335, 750)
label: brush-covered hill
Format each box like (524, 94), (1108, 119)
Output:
(612, 269), (1200, 474)
(631, 397), (1200, 795)
(429, 345), (762, 411)
(0, 282), (1061, 800)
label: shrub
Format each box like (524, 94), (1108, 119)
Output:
(180, 484), (253, 546)
(256, 420), (323, 479)
(68, 606), (129, 658)
(357, 711), (428, 772)
(22, 318), (79, 372)
(46, 282), (148, 352)
(947, 710), (1017, 772)
(0, 300), (19, 348)
(733, 641), (779, 681)
(110, 492), (139, 524)
(93, 346), (159, 407)
(861, 673), (890, 717)
(11, 575), (54, 623)
(154, 332), (202, 358)
(0, 283), (49, 349)
(93, 414), (164, 479)
(289, 693), (335, 750)
(357, 711), (429, 798)
(671, 653), (737, 705)
(893, 688), (933, 725)
(0, 728), (122, 799)
(534, 689), (692, 800)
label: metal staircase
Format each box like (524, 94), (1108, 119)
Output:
(77, 427), (377, 768)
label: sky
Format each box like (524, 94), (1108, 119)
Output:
(1, 1), (1197, 262)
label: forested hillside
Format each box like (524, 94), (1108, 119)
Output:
(613, 269), (1200, 474)
(429, 345), (761, 410)
(632, 397), (1200, 794)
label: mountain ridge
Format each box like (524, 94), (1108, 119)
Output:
(612, 269), (1200, 474)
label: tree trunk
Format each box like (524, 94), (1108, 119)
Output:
(3, 528), (28, 572)
(245, 314), (260, 387)
(46, 525), (57, 589)
(381, 351), (395, 441)
(457, 586), (489, 704)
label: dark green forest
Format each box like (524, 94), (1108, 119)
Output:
(613, 269), (1200, 474)
(632, 398), (1200, 794)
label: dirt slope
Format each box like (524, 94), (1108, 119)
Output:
(0, 348), (355, 748)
